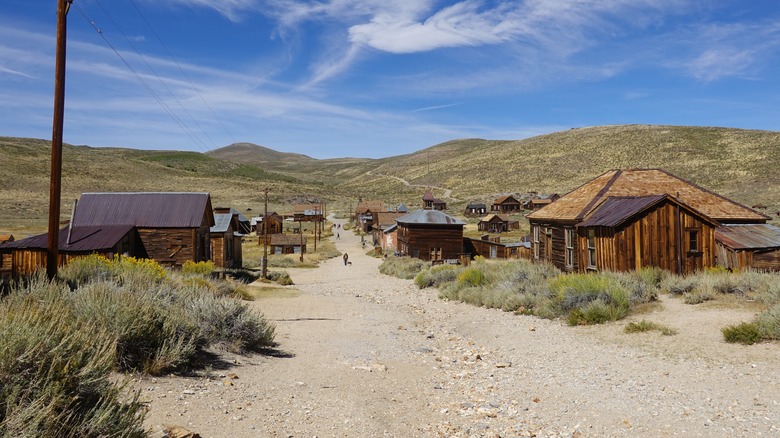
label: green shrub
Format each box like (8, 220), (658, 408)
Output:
(379, 256), (426, 279)
(756, 303), (780, 340)
(722, 322), (762, 345)
(414, 264), (458, 289)
(265, 270), (294, 285)
(662, 275), (698, 295)
(684, 290), (714, 305)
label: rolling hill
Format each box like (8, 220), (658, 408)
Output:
(2, 124), (779, 235)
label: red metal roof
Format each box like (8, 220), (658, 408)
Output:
(716, 224), (780, 250)
(1, 225), (134, 252)
(73, 192), (213, 228)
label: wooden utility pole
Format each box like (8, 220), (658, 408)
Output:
(262, 187), (269, 278)
(47, 0), (73, 280)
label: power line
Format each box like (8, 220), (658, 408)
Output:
(128, 0), (238, 147)
(73, 2), (213, 151)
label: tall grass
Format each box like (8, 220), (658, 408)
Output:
(379, 256), (427, 279)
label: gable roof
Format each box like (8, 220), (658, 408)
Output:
(494, 195), (520, 205)
(73, 192), (214, 228)
(0, 235), (13, 244)
(355, 200), (385, 214)
(2, 225), (134, 252)
(396, 210), (465, 226)
(527, 169), (768, 223)
(373, 211), (407, 227)
(211, 212), (238, 234)
(269, 234), (305, 246)
(480, 214), (509, 223)
(466, 202), (487, 210)
(716, 224), (780, 250)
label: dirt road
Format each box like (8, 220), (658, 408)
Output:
(141, 218), (779, 437)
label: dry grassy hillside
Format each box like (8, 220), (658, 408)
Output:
(0, 137), (326, 235)
(3, 125), (779, 235)
(339, 125), (780, 218)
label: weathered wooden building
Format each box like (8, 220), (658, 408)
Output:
(376, 223), (398, 252)
(266, 233), (306, 255)
(477, 214), (519, 233)
(464, 202), (487, 216)
(396, 210), (465, 261)
(527, 169), (769, 274)
(211, 208), (244, 269)
(370, 211), (407, 245)
(523, 194), (560, 211)
(72, 192), (215, 267)
(0, 225), (138, 279)
(715, 224), (780, 272)
(422, 190), (447, 211)
(293, 204), (324, 222)
(253, 212), (284, 235)
(464, 236), (530, 260)
(491, 195), (522, 213)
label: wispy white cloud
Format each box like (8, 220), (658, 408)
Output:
(158, 0), (259, 22)
(410, 103), (464, 113)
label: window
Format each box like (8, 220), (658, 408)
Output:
(430, 247), (442, 260)
(587, 229), (596, 269)
(565, 228), (575, 267)
(490, 246), (497, 259)
(688, 229), (700, 253)
(533, 225), (540, 259)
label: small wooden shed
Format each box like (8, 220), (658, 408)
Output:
(477, 214), (519, 233)
(715, 224), (780, 272)
(211, 208), (244, 269)
(464, 203), (487, 216)
(267, 233), (306, 255)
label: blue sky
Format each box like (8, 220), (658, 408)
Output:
(2, 1), (780, 159)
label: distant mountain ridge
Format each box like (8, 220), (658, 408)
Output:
(2, 124), (779, 232)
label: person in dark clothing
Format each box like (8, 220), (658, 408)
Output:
(343, 253), (349, 265)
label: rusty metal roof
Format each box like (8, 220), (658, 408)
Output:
(578, 195), (668, 228)
(1, 225), (134, 252)
(73, 192), (213, 228)
(716, 224), (780, 250)
(396, 210), (465, 225)
(528, 169), (768, 223)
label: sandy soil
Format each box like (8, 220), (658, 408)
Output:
(139, 218), (779, 437)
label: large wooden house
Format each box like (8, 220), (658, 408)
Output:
(715, 224), (780, 272)
(211, 208), (244, 269)
(491, 195), (522, 213)
(527, 169), (768, 275)
(396, 210), (465, 261)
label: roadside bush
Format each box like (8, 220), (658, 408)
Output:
(182, 260), (215, 276)
(379, 256), (426, 279)
(756, 303), (780, 340)
(0, 278), (146, 437)
(457, 267), (486, 288)
(265, 270), (294, 286)
(661, 274), (698, 295)
(415, 264), (458, 289)
(549, 273), (631, 325)
(722, 322), (762, 345)
(683, 290), (715, 305)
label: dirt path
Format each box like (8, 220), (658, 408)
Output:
(366, 171), (459, 201)
(140, 219), (779, 437)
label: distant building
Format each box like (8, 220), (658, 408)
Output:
(396, 210), (465, 261)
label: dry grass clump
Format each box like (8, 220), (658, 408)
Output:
(625, 320), (678, 336)
(0, 274), (147, 437)
(379, 256), (427, 279)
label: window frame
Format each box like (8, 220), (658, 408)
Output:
(586, 228), (597, 269)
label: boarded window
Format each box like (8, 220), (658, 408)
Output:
(430, 247), (442, 260)
(688, 229), (700, 253)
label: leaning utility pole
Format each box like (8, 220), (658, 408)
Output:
(47, 0), (73, 280)
(262, 187), (269, 278)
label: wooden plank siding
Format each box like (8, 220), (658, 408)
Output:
(138, 226), (210, 267)
(717, 244), (780, 272)
(398, 225), (463, 261)
(574, 203), (715, 275)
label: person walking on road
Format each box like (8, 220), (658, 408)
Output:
(343, 253), (349, 265)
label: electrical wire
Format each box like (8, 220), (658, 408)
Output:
(73, 2), (213, 152)
(128, 0), (239, 147)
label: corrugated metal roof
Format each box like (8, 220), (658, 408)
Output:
(578, 195), (669, 228)
(396, 210), (465, 225)
(396, 203), (408, 212)
(527, 169), (768, 223)
(1, 225), (134, 252)
(73, 192), (213, 228)
(211, 212), (235, 233)
(716, 224), (780, 250)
